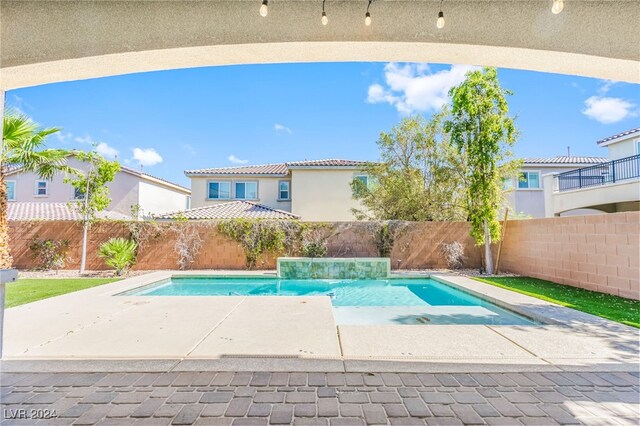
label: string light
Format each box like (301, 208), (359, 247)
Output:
(365, 0), (372, 26)
(436, 0), (445, 29)
(260, 0), (268, 17)
(321, 0), (328, 25)
(551, 0), (564, 14)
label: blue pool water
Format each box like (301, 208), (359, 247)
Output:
(122, 277), (539, 325)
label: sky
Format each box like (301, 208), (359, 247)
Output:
(6, 62), (640, 186)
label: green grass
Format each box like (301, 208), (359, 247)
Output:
(5, 278), (121, 308)
(474, 276), (640, 328)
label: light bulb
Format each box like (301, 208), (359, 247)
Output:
(322, 11), (328, 26)
(365, 12), (371, 26)
(259, 0), (268, 17)
(436, 11), (445, 29)
(552, 0), (564, 14)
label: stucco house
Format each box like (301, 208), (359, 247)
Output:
(5, 156), (191, 220)
(504, 156), (608, 218)
(184, 159), (369, 221)
(543, 128), (640, 217)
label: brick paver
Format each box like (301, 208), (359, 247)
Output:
(1, 372), (638, 425)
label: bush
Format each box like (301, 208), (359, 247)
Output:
(440, 241), (465, 269)
(301, 225), (330, 258)
(29, 237), (70, 271)
(99, 238), (137, 275)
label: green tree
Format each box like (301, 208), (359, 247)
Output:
(352, 111), (467, 221)
(65, 150), (120, 273)
(445, 67), (519, 274)
(1, 110), (69, 269)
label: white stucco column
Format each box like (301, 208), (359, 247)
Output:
(543, 173), (557, 218)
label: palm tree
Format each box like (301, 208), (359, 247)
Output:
(1, 110), (70, 269)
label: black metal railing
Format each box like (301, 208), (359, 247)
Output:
(556, 154), (640, 192)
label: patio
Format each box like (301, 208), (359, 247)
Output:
(3, 271), (638, 372)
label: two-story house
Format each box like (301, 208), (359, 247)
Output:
(6, 156), (191, 220)
(181, 159), (369, 221)
(543, 128), (640, 217)
(504, 156), (608, 218)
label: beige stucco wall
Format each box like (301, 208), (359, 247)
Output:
(138, 180), (190, 216)
(606, 137), (639, 160)
(290, 169), (364, 222)
(189, 176), (292, 212)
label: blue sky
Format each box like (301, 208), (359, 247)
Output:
(7, 62), (640, 186)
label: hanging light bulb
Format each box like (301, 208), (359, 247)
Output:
(551, 0), (564, 14)
(321, 0), (328, 25)
(436, 0), (445, 29)
(259, 0), (268, 17)
(436, 11), (445, 29)
(365, 0), (373, 26)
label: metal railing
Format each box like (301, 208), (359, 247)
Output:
(556, 154), (640, 192)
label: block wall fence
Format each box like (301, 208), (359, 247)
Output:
(9, 211), (639, 299)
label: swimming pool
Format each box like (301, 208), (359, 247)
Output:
(121, 276), (539, 326)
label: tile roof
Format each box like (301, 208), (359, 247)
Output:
(286, 159), (370, 167)
(8, 202), (131, 221)
(596, 128), (640, 145)
(185, 159), (369, 175)
(157, 201), (300, 220)
(523, 156), (608, 164)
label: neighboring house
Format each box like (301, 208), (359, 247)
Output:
(504, 156), (608, 218)
(185, 159), (369, 221)
(7, 202), (130, 221)
(544, 128), (640, 217)
(5, 156), (191, 219)
(158, 201), (300, 220)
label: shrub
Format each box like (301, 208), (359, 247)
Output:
(29, 237), (70, 271)
(173, 217), (204, 270)
(99, 238), (137, 275)
(301, 225), (331, 258)
(373, 222), (394, 257)
(440, 241), (465, 269)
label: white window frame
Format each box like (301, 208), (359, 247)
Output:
(278, 180), (291, 201)
(207, 180), (231, 200)
(234, 181), (259, 200)
(517, 171), (542, 190)
(35, 180), (48, 197)
(6, 180), (16, 201)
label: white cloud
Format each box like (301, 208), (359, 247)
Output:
(228, 155), (248, 165)
(274, 124), (293, 134)
(131, 148), (163, 167)
(366, 63), (480, 114)
(74, 135), (94, 144)
(183, 144), (197, 156)
(54, 131), (73, 143)
(582, 96), (637, 124)
(597, 80), (617, 95)
(96, 142), (119, 159)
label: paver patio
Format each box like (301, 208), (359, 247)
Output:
(1, 370), (638, 425)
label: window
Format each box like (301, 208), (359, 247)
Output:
(502, 177), (514, 190)
(208, 181), (231, 199)
(6, 181), (16, 201)
(518, 172), (540, 189)
(74, 186), (85, 200)
(35, 180), (48, 196)
(278, 181), (290, 200)
(235, 181), (258, 200)
(354, 175), (369, 186)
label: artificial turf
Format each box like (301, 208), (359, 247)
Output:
(5, 278), (120, 308)
(474, 276), (639, 328)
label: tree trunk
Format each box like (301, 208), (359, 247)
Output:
(483, 219), (494, 275)
(0, 172), (13, 269)
(80, 221), (88, 274)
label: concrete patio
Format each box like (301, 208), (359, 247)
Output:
(3, 271), (638, 373)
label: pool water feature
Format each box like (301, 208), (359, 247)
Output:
(122, 276), (539, 326)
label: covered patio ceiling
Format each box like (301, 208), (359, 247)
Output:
(1, 0), (639, 90)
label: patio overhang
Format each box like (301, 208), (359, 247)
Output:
(1, 0), (639, 90)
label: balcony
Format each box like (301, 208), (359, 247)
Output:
(544, 155), (640, 217)
(556, 154), (640, 192)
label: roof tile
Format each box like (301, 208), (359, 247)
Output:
(596, 128), (640, 145)
(158, 201), (300, 220)
(523, 156), (608, 164)
(8, 202), (131, 221)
